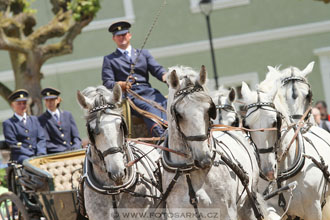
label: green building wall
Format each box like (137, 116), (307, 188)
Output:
(1, 0), (329, 138)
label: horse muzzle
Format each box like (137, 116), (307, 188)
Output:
(108, 168), (127, 185)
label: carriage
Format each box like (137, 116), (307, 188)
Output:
(0, 97), (157, 220)
(0, 140), (85, 220)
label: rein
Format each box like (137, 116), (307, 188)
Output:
(124, 0), (168, 115)
(211, 124), (278, 133)
(277, 106), (312, 162)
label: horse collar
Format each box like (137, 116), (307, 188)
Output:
(82, 146), (138, 195)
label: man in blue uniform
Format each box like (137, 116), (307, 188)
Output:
(102, 21), (167, 137)
(2, 90), (46, 164)
(38, 88), (81, 154)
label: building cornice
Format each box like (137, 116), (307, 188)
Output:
(1, 20), (330, 81)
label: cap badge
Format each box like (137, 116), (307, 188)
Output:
(20, 94), (24, 98)
(47, 92), (50, 96)
(118, 26), (122, 30)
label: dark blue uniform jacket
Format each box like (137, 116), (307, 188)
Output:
(102, 48), (167, 135)
(102, 48), (165, 89)
(38, 110), (81, 154)
(2, 115), (46, 163)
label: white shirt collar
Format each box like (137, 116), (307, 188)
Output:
(117, 45), (132, 57)
(47, 109), (60, 119)
(15, 113), (27, 122)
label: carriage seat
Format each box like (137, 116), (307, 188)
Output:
(27, 151), (85, 192)
(39, 158), (84, 191)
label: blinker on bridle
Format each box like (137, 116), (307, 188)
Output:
(171, 84), (212, 143)
(281, 72), (312, 121)
(87, 97), (127, 162)
(244, 91), (282, 155)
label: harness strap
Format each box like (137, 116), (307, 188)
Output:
(102, 147), (123, 157)
(211, 124), (278, 133)
(217, 151), (263, 220)
(186, 174), (201, 220)
(304, 154), (330, 182)
(78, 176), (87, 218)
(126, 97), (168, 127)
(155, 169), (181, 209)
(277, 106), (312, 162)
(112, 195), (120, 220)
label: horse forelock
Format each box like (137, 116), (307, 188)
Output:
(82, 86), (122, 120)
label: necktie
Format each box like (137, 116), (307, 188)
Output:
(22, 117), (26, 125)
(54, 113), (59, 122)
(123, 51), (131, 62)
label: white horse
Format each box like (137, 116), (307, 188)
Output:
(263, 62), (330, 220)
(211, 87), (240, 126)
(162, 66), (268, 220)
(77, 85), (161, 220)
(241, 81), (330, 220)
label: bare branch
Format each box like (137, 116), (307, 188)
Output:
(39, 15), (93, 63)
(0, 81), (12, 105)
(28, 10), (71, 45)
(0, 28), (30, 53)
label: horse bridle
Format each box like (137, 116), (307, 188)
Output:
(216, 96), (239, 127)
(87, 96), (128, 166)
(243, 91), (282, 155)
(281, 70), (312, 121)
(170, 84), (216, 150)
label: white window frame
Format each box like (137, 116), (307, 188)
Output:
(190, 0), (250, 13)
(314, 46), (330, 107)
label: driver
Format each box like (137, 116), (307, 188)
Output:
(101, 21), (167, 137)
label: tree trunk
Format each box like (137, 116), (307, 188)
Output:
(10, 50), (44, 116)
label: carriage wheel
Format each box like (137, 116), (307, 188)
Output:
(0, 192), (30, 220)
(6, 167), (18, 195)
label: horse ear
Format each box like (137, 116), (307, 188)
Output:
(198, 65), (207, 85)
(241, 82), (252, 102)
(301, 61), (314, 77)
(77, 90), (93, 109)
(267, 66), (278, 73)
(169, 69), (179, 89)
(113, 83), (122, 103)
(228, 87), (236, 103)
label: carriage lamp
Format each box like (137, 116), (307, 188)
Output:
(199, 0), (219, 90)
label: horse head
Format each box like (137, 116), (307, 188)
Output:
(267, 62), (314, 122)
(212, 87), (239, 126)
(241, 82), (281, 181)
(166, 65), (216, 169)
(77, 84), (128, 185)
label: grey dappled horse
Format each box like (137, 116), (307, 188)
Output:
(77, 85), (161, 220)
(162, 66), (269, 220)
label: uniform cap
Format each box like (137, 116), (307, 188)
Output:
(41, 87), (61, 99)
(8, 89), (29, 102)
(108, 21), (131, 36)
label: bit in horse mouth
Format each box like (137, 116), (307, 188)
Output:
(115, 179), (124, 186)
